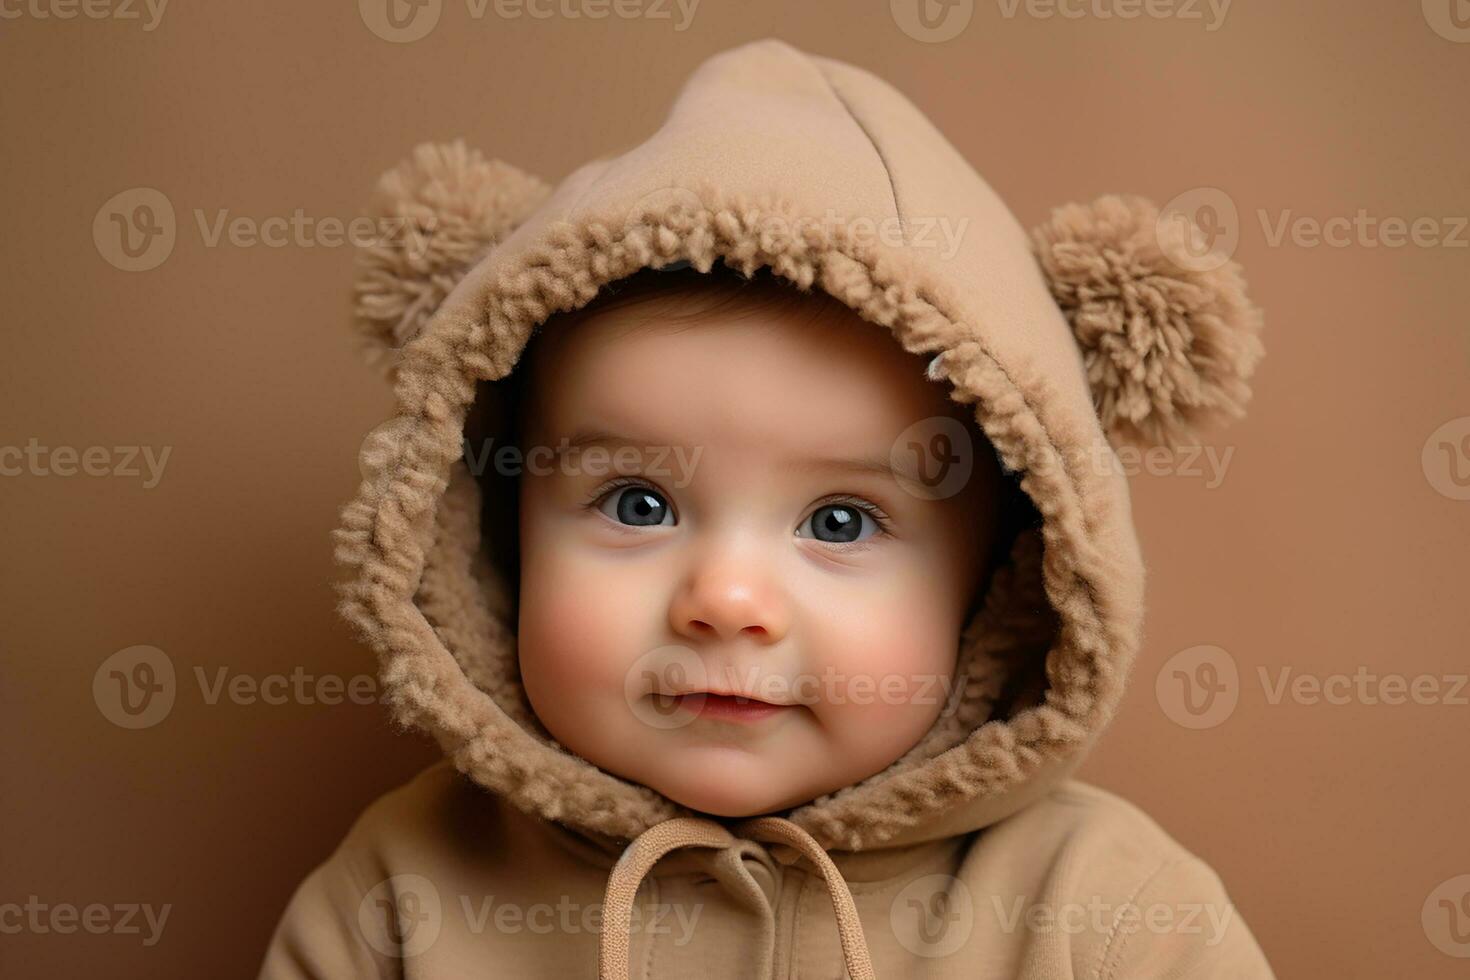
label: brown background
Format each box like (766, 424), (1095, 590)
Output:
(3, 2), (1467, 977)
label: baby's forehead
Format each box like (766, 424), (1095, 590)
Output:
(517, 284), (966, 454)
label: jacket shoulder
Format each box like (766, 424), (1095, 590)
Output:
(968, 780), (1276, 979)
(257, 762), (599, 979)
(1004, 779), (1208, 865)
(332, 760), (499, 863)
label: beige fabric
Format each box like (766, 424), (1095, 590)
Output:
(259, 763), (1273, 978)
(598, 816), (875, 980)
(260, 38), (1273, 978)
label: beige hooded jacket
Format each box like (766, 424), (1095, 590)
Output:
(259, 38), (1272, 979)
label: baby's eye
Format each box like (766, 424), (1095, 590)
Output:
(796, 503), (880, 544)
(596, 484), (676, 527)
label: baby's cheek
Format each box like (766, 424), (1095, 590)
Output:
(813, 596), (958, 743)
(518, 561), (649, 709)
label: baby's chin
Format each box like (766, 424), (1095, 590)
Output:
(617, 744), (848, 818)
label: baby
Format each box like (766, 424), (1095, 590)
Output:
(511, 265), (1005, 820)
(261, 39), (1272, 979)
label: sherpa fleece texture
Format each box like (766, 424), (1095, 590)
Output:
(260, 38), (1270, 979)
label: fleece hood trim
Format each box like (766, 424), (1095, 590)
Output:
(336, 39), (1262, 855)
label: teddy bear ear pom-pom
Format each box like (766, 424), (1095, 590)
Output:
(351, 139), (551, 377)
(1030, 193), (1265, 450)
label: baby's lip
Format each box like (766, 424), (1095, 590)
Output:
(662, 688), (794, 707)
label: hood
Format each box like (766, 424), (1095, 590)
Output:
(336, 39), (1263, 858)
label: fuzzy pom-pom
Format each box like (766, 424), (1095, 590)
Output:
(1030, 193), (1265, 449)
(352, 140), (550, 375)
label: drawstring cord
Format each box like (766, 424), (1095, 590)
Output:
(598, 815), (876, 980)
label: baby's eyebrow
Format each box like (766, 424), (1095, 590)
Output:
(548, 427), (677, 465)
(791, 453), (906, 480)
(552, 427), (910, 481)
(554, 428), (654, 454)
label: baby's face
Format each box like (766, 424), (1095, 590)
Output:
(515, 283), (998, 817)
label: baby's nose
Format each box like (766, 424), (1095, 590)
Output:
(668, 555), (790, 645)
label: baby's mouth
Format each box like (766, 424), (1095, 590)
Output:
(652, 690), (794, 723)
